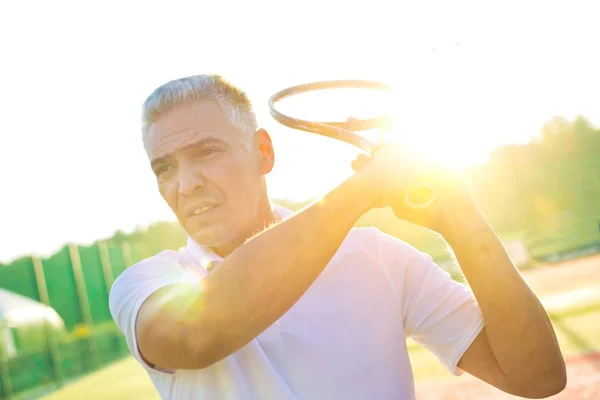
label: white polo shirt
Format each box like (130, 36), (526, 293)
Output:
(109, 206), (484, 399)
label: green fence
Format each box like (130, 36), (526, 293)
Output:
(0, 325), (130, 399)
(0, 240), (149, 400)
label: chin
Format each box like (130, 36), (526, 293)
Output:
(189, 225), (240, 249)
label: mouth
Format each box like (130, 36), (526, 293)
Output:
(189, 204), (220, 217)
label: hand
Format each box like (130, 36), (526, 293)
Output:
(351, 143), (477, 234)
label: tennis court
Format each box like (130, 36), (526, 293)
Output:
(414, 254), (600, 399)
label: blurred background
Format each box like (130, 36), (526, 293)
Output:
(1, 0), (599, 399)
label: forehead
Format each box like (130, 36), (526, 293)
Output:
(144, 100), (242, 160)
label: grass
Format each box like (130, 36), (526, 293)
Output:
(39, 357), (160, 400)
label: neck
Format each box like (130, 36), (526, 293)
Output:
(210, 202), (280, 258)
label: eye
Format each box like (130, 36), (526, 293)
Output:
(199, 147), (222, 158)
(155, 165), (173, 176)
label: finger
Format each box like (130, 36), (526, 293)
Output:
(346, 116), (361, 132)
(351, 153), (371, 172)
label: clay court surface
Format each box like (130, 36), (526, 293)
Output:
(43, 255), (600, 400)
(415, 254), (600, 399)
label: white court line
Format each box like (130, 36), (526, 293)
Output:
(541, 285), (600, 313)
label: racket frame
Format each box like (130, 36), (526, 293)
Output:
(268, 79), (435, 208)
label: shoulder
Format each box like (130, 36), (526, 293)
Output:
(335, 227), (429, 280)
(111, 249), (193, 289)
(343, 227), (449, 289)
(108, 248), (201, 321)
(342, 226), (423, 262)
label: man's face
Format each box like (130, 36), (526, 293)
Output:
(145, 100), (274, 249)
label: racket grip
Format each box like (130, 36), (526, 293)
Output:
(405, 183), (436, 208)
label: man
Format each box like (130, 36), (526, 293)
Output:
(109, 74), (566, 399)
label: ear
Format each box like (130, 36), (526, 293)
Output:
(254, 128), (275, 175)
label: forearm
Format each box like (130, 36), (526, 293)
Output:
(442, 206), (564, 385)
(197, 172), (375, 360)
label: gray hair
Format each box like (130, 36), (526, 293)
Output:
(141, 74), (258, 150)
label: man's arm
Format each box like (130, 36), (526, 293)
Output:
(136, 172), (376, 370)
(442, 205), (567, 398)
(351, 145), (565, 397)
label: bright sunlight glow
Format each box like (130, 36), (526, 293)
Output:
(1, 0), (599, 262)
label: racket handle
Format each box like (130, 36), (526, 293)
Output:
(405, 183), (436, 208)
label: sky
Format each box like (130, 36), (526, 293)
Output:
(1, 0), (599, 262)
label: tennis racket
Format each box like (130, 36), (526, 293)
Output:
(268, 79), (436, 208)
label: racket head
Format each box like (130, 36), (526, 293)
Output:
(268, 79), (437, 208)
(268, 80), (396, 153)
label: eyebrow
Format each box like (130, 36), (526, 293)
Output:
(150, 137), (226, 169)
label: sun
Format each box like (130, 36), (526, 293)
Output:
(390, 118), (499, 172)
(374, 92), (484, 172)
(384, 123), (481, 171)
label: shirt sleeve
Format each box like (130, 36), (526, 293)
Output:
(376, 230), (485, 376)
(108, 250), (204, 375)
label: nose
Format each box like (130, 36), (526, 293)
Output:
(178, 164), (206, 196)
